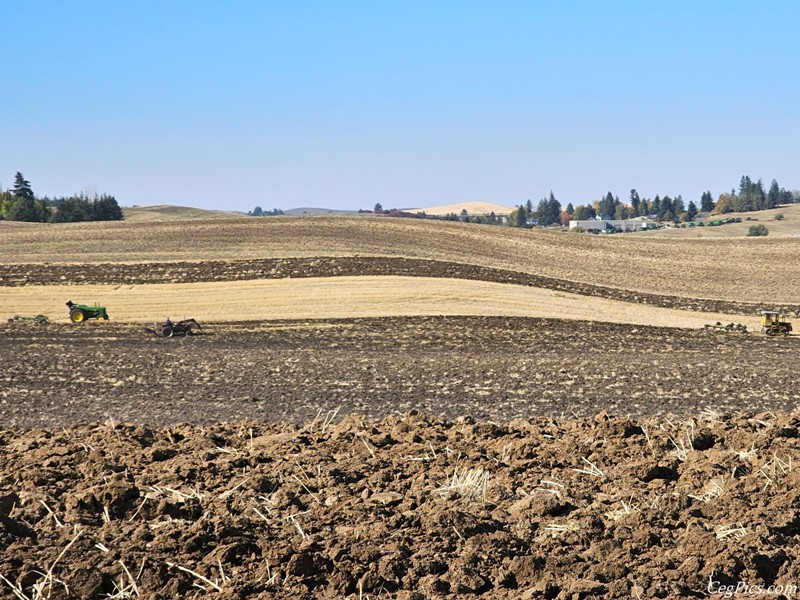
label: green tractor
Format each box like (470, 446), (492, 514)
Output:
(66, 300), (109, 323)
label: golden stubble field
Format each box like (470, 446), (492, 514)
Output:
(0, 276), (765, 329)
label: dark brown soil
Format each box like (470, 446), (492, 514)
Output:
(2, 257), (795, 316)
(3, 410), (800, 598)
(2, 316), (799, 429)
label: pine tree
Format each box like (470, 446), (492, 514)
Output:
(700, 191), (715, 213)
(547, 191), (561, 225)
(673, 195), (684, 216)
(514, 205), (527, 227)
(8, 197), (50, 222)
(687, 201), (698, 221)
(536, 198), (550, 225)
(661, 196), (673, 221)
(90, 195), (124, 221)
(767, 179), (781, 209)
(598, 192), (617, 219)
(629, 189), (640, 217)
(11, 172), (34, 201)
(8, 172), (50, 222)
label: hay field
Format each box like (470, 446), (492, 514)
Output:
(0, 276), (762, 329)
(1, 214), (797, 303)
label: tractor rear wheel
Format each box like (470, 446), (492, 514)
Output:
(160, 325), (174, 338)
(70, 309), (85, 323)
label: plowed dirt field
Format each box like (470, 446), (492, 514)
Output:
(4, 410), (800, 599)
(3, 317), (799, 429)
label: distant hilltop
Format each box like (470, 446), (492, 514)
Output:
(409, 201), (514, 216)
(282, 207), (360, 216)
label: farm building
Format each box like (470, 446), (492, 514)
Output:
(569, 218), (656, 233)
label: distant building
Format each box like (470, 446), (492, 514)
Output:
(569, 218), (656, 233)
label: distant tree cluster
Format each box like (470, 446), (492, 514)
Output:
(561, 175), (796, 229)
(508, 193), (562, 228)
(568, 190), (689, 224)
(713, 177), (794, 214)
(0, 172), (123, 223)
(248, 206), (284, 216)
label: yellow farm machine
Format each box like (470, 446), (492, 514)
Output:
(760, 310), (793, 336)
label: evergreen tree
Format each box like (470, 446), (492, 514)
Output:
(535, 198), (550, 225)
(652, 195), (661, 219)
(7, 172), (50, 222)
(12, 172), (34, 201)
(546, 191), (561, 225)
(598, 192), (617, 219)
(754, 179), (766, 210)
(767, 179), (781, 209)
(514, 204), (527, 227)
(566, 202), (574, 216)
(687, 201), (698, 221)
(673, 195), (684, 216)
(51, 196), (90, 222)
(734, 175), (766, 211)
(700, 191), (715, 213)
(90, 195), (124, 221)
(629, 189), (640, 217)
(661, 196), (673, 221)
(8, 197), (50, 222)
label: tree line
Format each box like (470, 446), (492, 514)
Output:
(0, 172), (124, 222)
(506, 175), (797, 229)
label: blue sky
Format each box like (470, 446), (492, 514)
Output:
(2, 1), (798, 211)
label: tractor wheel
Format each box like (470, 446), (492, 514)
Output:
(70, 309), (85, 323)
(160, 325), (174, 338)
(96, 316), (106, 321)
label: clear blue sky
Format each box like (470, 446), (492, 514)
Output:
(2, 1), (798, 211)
